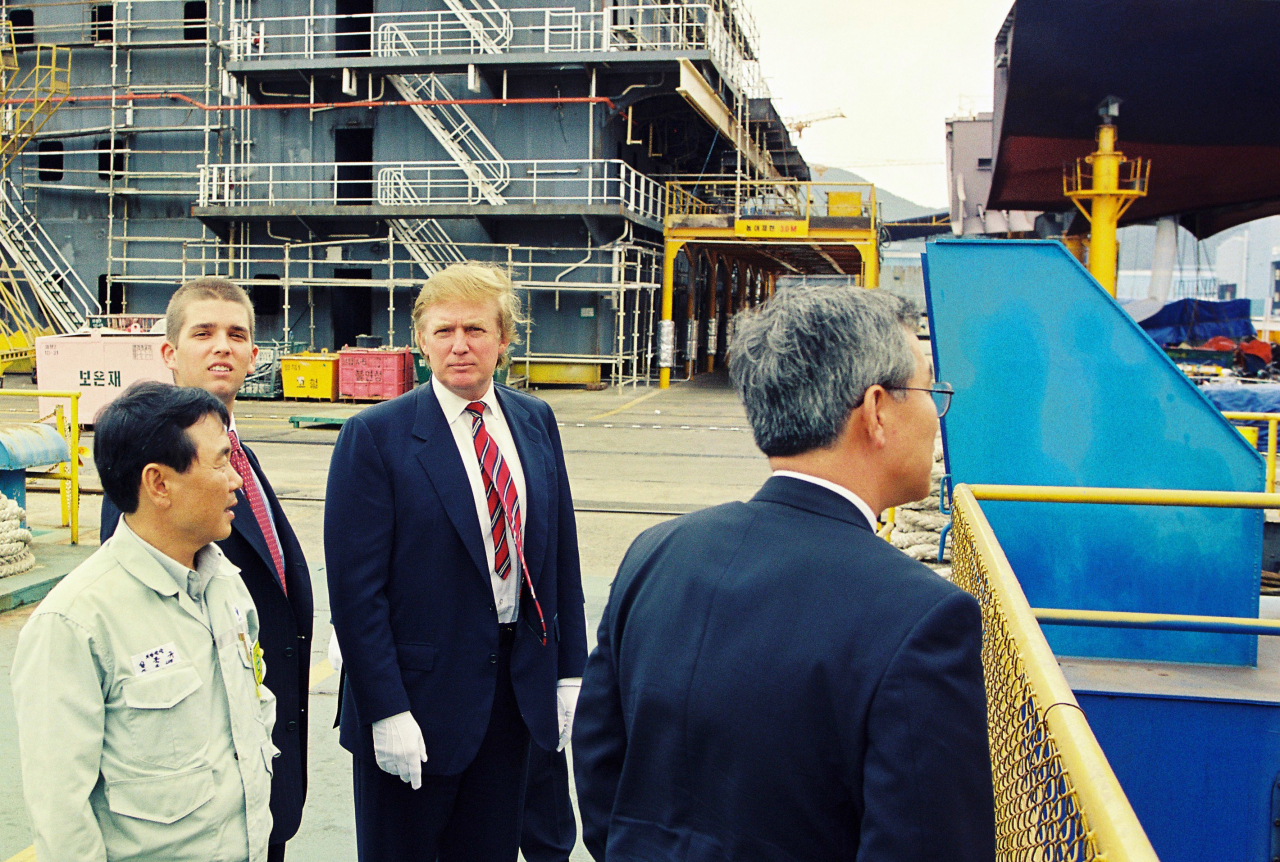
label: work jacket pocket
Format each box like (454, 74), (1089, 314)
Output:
(105, 763), (216, 824)
(119, 664), (205, 768)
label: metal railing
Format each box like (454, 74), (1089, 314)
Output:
(198, 159), (667, 223)
(229, 2), (767, 98)
(950, 484), (1160, 862)
(664, 179), (877, 223)
(1221, 411), (1279, 493)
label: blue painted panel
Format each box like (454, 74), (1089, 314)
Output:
(1078, 691), (1280, 861)
(924, 239), (1264, 665)
(0, 423), (69, 470)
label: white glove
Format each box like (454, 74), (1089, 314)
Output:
(327, 629), (343, 674)
(372, 711), (428, 789)
(556, 678), (581, 752)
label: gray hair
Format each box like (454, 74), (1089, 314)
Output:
(729, 286), (919, 457)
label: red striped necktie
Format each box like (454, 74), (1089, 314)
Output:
(464, 401), (546, 645)
(227, 430), (287, 595)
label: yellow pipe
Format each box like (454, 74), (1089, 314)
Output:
(965, 483), (1280, 509)
(1032, 607), (1280, 636)
(659, 239), (679, 390)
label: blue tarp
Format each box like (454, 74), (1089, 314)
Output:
(1140, 298), (1255, 345)
(1201, 384), (1280, 452)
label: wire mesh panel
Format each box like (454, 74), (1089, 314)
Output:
(949, 486), (1160, 862)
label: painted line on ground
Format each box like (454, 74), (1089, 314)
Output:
(3, 843), (35, 862)
(586, 388), (664, 421)
(310, 657), (335, 689)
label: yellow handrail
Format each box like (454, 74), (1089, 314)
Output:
(969, 484), (1280, 508)
(0, 390), (80, 544)
(1221, 411), (1279, 493)
(951, 484), (1160, 862)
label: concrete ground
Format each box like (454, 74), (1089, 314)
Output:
(0, 372), (769, 862)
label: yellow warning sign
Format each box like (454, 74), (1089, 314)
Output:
(734, 219), (809, 238)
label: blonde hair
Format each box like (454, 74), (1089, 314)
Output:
(165, 277), (255, 344)
(412, 264), (526, 364)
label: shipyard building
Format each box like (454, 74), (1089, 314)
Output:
(1, 0), (814, 385)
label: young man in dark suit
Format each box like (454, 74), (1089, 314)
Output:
(100, 278), (314, 862)
(325, 263), (587, 862)
(573, 286), (995, 862)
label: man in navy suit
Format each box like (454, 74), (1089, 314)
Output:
(100, 278), (314, 862)
(573, 286), (995, 862)
(325, 263), (587, 862)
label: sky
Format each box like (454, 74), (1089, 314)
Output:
(747, 0), (1015, 208)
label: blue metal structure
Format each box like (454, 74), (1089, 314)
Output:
(924, 238), (1265, 666)
(0, 422), (68, 514)
(927, 237), (1280, 860)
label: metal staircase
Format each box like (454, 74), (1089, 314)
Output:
(440, 0), (512, 54)
(379, 169), (468, 276)
(0, 177), (96, 333)
(379, 25), (509, 205)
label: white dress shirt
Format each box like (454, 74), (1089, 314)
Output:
(771, 470), (880, 532)
(432, 375), (527, 624)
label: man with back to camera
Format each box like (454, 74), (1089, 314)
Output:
(573, 286), (995, 862)
(325, 263), (588, 862)
(100, 277), (313, 862)
(12, 381), (276, 862)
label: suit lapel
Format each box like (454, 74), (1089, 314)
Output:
(496, 387), (549, 584)
(412, 385), (490, 584)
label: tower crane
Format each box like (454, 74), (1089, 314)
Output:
(786, 109), (845, 138)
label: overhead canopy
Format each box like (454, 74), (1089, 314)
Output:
(988, 0), (1280, 237)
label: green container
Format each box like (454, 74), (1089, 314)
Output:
(410, 349), (509, 386)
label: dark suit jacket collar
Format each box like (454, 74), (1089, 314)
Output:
(752, 474), (876, 533)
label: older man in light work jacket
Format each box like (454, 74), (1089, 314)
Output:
(11, 380), (277, 862)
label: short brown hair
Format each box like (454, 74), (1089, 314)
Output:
(165, 277), (255, 344)
(412, 264), (526, 364)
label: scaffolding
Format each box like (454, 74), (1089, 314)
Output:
(2, 0), (798, 387)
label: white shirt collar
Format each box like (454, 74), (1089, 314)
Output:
(432, 374), (499, 425)
(770, 470), (880, 531)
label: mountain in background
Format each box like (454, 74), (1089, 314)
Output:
(810, 165), (940, 222)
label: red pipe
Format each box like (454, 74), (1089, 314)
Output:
(0, 92), (617, 111)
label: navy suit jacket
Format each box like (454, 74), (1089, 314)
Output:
(101, 442), (315, 844)
(325, 382), (588, 773)
(572, 475), (995, 862)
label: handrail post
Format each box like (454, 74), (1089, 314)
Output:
(55, 403), (67, 528)
(1268, 419), (1277, 494)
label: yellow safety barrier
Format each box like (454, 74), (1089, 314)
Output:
(1221, 411), (1280, 493)
(0, 390), (81, 544)
(950, 484), (1160, 862)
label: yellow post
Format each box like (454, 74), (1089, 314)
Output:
(1269, 419), (1277, 494)
(69, 393), (79, 544)
(1086, 124), (1122, 296)
(659, 239), (680, 390)
(55, 403), (67, 527)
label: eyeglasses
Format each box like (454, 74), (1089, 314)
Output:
(887, 382), (954, 418)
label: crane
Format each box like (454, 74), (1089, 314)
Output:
(786, 109), (845, 138)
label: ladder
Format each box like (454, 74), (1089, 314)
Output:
(380, 25), (509, 205)
(440, 0), (512, 54)
(0, 177), (95, 332)
(380, 169), (468, 276)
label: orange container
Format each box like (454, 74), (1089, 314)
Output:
(338, 348), (416, 401)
